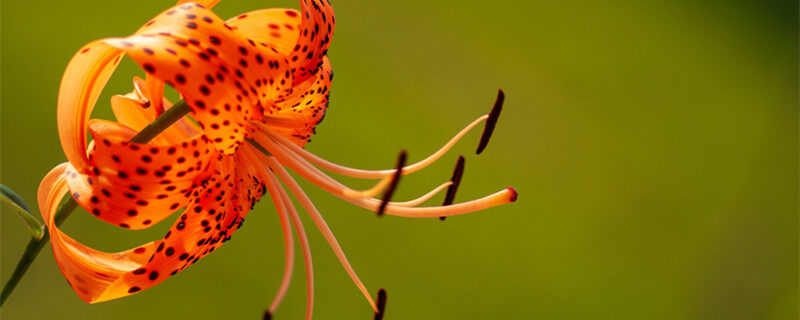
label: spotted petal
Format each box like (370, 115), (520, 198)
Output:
(57, 41), (125, 173)
(64, 120), (215, 229)
(290, 0), (335, 85)
(39, 164), (160, 303)
(226, 8), (302, 55)
(227, 7), (330, 146)
(260, 57), (332, 146)
(111, 77), (200, 145)
(105, 3), (293, 154)
(40, 150), (262, 302)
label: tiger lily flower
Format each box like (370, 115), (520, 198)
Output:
(37, 0), (517, 318)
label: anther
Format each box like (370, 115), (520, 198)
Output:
(377, 151), (407, 216)
(476, 89), (505, 155)
(373, 288), (387, 320)
(262, 310), (272, 320)
(440, 155), (466, 221)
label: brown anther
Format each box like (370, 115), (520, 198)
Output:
(262, 310), (272, 320)
(373, 288), (387, 320)
(377, 151), (407, 216)
(440, 155), (466, 220)
(476, 89), (505, 155)
(141, 100), (151, 109)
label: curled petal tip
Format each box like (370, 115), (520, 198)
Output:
(374, 288), (387, 320)
(476, 90), (505, 155)
(506, 187), (518, 202)
(377, 151), (407, 216)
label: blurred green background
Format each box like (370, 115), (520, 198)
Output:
(1, 0), (797, 319)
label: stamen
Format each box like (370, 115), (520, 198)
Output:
(392, 181), (452, 207)
(362, 177), (393, 199)
(264, 169), (315, 320)
(252, 114), (488, 179)
(440, 155), (466, 221)
(476, 89), (505, 155)
(263, 156), (379, 312)
(250, 133), (516, 218)
(377, 151), (406, 216)
(250, 132), (392, 200)
(258, 152), (295, 314)
(374, 289), (387, 320)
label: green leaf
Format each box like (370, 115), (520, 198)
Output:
(0, 183), (44, 240)
(0, 183), (30, 212)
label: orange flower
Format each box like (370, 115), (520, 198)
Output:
(37, 0), (516, 317)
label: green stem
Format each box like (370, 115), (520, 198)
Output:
(0, 99), (191, 307)
(130, 99), (192, 143)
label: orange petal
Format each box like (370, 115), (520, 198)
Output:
(111, 78), (200, 145)
(290, 0), (335, 85)
(40, 154), (260, 303)
(144, 74), (166, 114)
(38, 164), (159, 303)
(134, 3), (294, 103)
(57, 41), (125, 173)
(65, 119), (215, 229)
(174, 0), (220, 10)
(233, 144), (268, 209)
(104, 3), (293, 153)
(98, 155), (255, 302)
(226, 8), (302, 55)
(259, 56), (332, 147)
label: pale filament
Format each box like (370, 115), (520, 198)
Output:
(250, 131), (452, 206)
(391, 181), (452, 207)
(251, 131), (513, 216)
(263, 167), (315, 320)
(241, 110), (513, 316)
(251, 132), (395, 200)
(250, 131), (393, 199)
(261, 154), (379, 312)
(251, 114), (489, 179)
(263, 171), (295, 314)
(240, 145), (295, 314)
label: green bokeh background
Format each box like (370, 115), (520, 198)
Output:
(1, 0), (797, 319)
